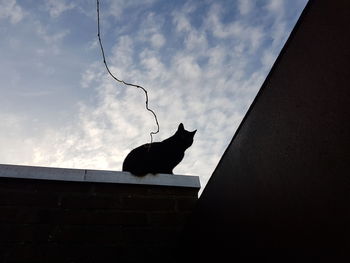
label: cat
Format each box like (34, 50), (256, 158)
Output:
(122, 123), (196, 176)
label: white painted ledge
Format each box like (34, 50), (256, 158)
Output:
(0, 164), (200, 189)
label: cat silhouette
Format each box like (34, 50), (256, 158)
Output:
(122, 123), (196, 176)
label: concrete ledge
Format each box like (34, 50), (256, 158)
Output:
(0, 164), (200, 189)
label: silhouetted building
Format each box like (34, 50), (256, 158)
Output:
(181, 0), (350, 262)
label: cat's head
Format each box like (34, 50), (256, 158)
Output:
(175, 123), (196, 149)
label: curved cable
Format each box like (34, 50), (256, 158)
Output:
(96, 0), (160, 144)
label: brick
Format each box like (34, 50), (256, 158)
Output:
(0, 207), (59, 224)
(0, 178), (38, 192)
(0, 207), (149, 226)
(122, 196), (176, 211)
(93, 183), (150, 196)
(0, 244), (114, 263)
(0, 207), (19, 223)
(30, 180), (96, 195)
(122, 226), (180, 245)
(41, 209), (147, 226)
(88, 210), (148, 226)
(0, 224), (52, 243)
(49, 225), (123, 244)
(42, 244), (122, 262)
(148, 212), (191, 226)
(55, 209), (90, 225)
(0, 244), (46, 262)
(60, 194), (121, 209)
(147, 185), (199, 197)
(176, 197), (198, 212)
(0, 178), (88, 194)
(0, 191), (59, 207)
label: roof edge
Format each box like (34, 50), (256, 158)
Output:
(0, 164), (200, 189)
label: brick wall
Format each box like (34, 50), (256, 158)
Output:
(0, 164), (200, 263)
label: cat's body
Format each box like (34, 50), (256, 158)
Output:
(122, 123), (196, 176)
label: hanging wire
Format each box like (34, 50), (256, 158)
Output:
(96, 0), (160, 144)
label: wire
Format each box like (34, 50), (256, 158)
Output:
(96, 0), (160, 144)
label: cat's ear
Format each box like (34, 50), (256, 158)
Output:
(192, 129), (197, 136)
(178, 123), (184, 131)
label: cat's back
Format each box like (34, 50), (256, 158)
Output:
(122, 142), (162, 175)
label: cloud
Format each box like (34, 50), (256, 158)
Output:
(134, 12), (167, 50)
(238, 0), (254, 15)
(35, 21), (69, 45)
(204, 4), (265, 55)
(173, 54), (201, 80)
(45, 0), (75, 18)
(266, 0), (285, 14)
(261, 49), (277, 69)
(150, 33), (165, 48)
(0, 0), (25, 24)
(107, 0), (158, 20)
(173, 11), (192, 33)
(110, 35), (135, 70)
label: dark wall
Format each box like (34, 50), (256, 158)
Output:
(0, 176), (198, 263)
(182, 0), (350, 262)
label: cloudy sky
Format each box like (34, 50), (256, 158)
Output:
(0, 0), (307, 193)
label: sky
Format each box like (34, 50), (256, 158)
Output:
(0, 0), (308, 193)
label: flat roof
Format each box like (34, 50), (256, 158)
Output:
(0, 164), (200, 189)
